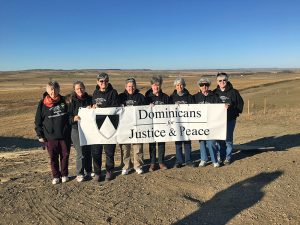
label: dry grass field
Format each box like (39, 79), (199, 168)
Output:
(0, 69), (300, 225)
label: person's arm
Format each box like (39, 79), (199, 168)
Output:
(141, 94), (148, 106)
(92, 90), (99, 108)
(188, 94), (194, 104)
(235, 90), (244, 113)
(34, 100), (46, 142)
(67, 100), (76, 124)
(111, 89), (119, 107)
(169, 95), (174, 104)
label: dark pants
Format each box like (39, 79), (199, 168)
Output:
(71, 128), (92, 176)
(175, 141), (192, 164)
(91, 144), (115, 175)
(47, 139), (70, 178)
(149, 142), (166, 164)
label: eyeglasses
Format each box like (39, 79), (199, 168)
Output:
(99, 79), (108, 83)
(218, 79), (227, 83)
(199, 83), (209, 87)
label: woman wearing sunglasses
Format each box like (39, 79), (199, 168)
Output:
(213, 72), (244, 165)
(194, 77), (220, 168)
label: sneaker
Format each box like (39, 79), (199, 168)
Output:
(86, 172), (91, 177)
(149, 164), (156, 172)
(199, 161), (207, 167)
(135, 168), (143, 174)
(213, 162), (220, 168)
(105, 171), (113, 181)
(94, 174), (101, 182)
(186, 162), (195, 167)
(76, 175), (85, 182)
(52, 178), (60, 185)
(159, 163), (168, 170)
(85, 173), (94, 181)
(224, 159), (232, 165)
(61, 176), (69, 183)
(121, 169), (130, 175)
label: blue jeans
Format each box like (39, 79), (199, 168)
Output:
(219, 119), (236, 161)
(149, 142), (165, 164)
(200, 140), (218, 163)
(175, 141), (192, 164)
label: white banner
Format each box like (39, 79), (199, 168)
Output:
(78, 104), (227, 145)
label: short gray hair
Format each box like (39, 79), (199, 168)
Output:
(73, 80), (85, 90)
(173, 77), (186, 88)
(97, 72), (109, 80)
(150, 76), (163, 85)
(46, 80), (60, 92)
(216, 72), (228, 80)
(125, 77), (136, 86)
(197, 77), (211, 86)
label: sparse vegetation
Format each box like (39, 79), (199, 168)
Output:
(0, 69), (300, 224)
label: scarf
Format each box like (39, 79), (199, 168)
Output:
(43, 95), (60, 108)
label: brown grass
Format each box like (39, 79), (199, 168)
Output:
(0, 69), (299, 140)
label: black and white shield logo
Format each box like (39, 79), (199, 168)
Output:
(96, 115), (119, 139)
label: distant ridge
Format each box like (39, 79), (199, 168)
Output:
(0, 68), (299, 73)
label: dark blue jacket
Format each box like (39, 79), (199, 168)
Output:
(92, 83), (118, 107)
(169, 88), (194, 104)
(118, 89), (147, 106)
(213, 81), (244, 121)
(35, 93), (70, 140)
(193, 90), (220, 104)
(68, 93), (93, 129)
(145, 89), (169, 105)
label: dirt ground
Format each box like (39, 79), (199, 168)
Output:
(0, 70), (300, 225)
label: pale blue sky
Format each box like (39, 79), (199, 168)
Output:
(0, 0), (299, 71)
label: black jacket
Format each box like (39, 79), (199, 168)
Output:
(193, 90), (220, 104)
(92, 83), (118, 107)
(68, 93), (93, 129)
(118, 89), (147, 106)
(213, 81), (244, 121)
(145, 89), (169, 105)
(35, 93), (70, 140)
(169, 88), (194, 104)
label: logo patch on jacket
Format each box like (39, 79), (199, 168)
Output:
(48, 104), (66, 118)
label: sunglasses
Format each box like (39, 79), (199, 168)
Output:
(199, 83), (209, 87)
(99, 79), (109, 83)
(218, 79), (227, 83)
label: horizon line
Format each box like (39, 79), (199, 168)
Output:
(1, 67), (300, 73)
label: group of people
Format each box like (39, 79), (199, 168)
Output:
(34, 72), (244, 185)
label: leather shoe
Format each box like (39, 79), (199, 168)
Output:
(94, 174), (101, 182)
(105, 171), (114, 181)
(149, 164), (156, 172)
(174, 163), (182, 168)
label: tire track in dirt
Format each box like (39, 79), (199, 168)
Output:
(25, 188), (64, 224)
(75, 184), (149, 225)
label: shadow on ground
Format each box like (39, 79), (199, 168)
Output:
(0, 136), (41, 151)
(174, 171), (283, 225)
(234, 133), (300, 161)
(240, 133), (300, 151)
